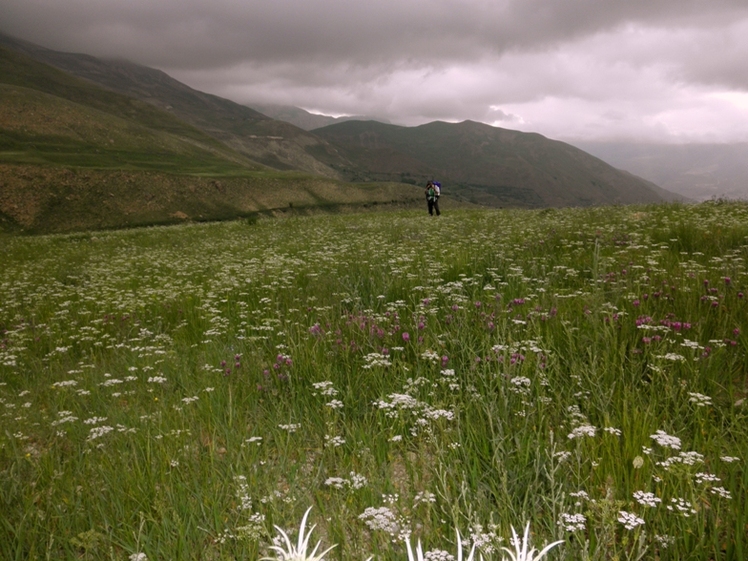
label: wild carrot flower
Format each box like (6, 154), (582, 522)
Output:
(617, 511), (645, 530)
(557, 513), (586, 532)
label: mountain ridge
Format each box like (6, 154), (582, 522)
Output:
(0, 32), (350, 178)
(313, 119), (675, 207)
(249, 103), (390, 131)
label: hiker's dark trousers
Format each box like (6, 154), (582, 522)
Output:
(428, 199), (440, 216)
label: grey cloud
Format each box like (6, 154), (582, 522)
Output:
(3, 0), (748, 142)
(4, 0), (748, 69)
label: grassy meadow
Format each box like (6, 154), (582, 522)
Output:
(1, 203), (747, 560)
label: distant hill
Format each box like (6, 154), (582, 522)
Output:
(0, 33), (348, 178)
(572, 141), (748, 202)
(0, 48), (266, 174)
(249, 103), (390, 131)
(313, 120), (671, 207)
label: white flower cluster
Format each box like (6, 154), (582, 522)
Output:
(87, 425), (114, 441)
(424, 549), (454, 561)
(709, 486), (732, 499)
(420, 350), (440, 363)
(358, 506), (409, 541)
(567, 425), (597, 439)
(312, 381), (338, 396)
(235, 513), (266, 541)
(324, 434), (345, 448)
(52, 380), (78, 388)
(654, 534), (676, 549)
(694, 472), (720, 484)
(650, 430), (681, 450)
(657, 353), (686, 362)
(422, 408), (454, 421)
(235, 475), (253, 511)
(100, 378), (124, 387)
(375, 393), (421, 417)
(558, 512), (586, 532)
(51, 411), (79, 426)
(324, 477), (347, 489)
(325, 400), (344, 410)
(633, 491), (661, 507)
(413, 490), (436, 505)
(657, 450), (704, 469)
(688, 392), (712, 407)
(325, 472), (367, 490)
(363, 352), (392, 369)
(666, 497), (696, 517)
(617, 511), (645, 530)
(225, 476), (266, 543)
(569, 490), (590, 506)
(465, 523), (503, 555)
(509, 376), (531, 395)
(554, 451), (571, 462)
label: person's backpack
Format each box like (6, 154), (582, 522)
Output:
(433, 181), (441, 197)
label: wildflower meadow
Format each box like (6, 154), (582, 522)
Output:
(1, 203), (747, 560)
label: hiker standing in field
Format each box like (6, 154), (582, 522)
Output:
(425, 181), (441, 216)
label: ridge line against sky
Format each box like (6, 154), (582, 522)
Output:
(3, 0), (748, 144)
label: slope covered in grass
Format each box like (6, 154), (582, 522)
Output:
(0, 34), (349, 178)
(313, 120), (669, 207)
(0, 83), (263, 173)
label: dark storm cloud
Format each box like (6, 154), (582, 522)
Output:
(5, 0), (747, 68)
(3, 0), (748, 141)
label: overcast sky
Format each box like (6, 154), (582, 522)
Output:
(4, 0), (748, 143)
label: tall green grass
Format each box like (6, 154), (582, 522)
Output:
(1, 203), (747, 560)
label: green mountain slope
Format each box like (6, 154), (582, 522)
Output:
(0, 46), (265, 172)
(0, 163), (431, 234)
(0, 33), (348, 178)
(0, 46), (437, 233)
(313, 120), (666, 207)
(0, 83), (264, 175)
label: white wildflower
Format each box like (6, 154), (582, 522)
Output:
(633, 491), (661, 507)
(617, 511), (645, 530)
(558, 513), (586, 532)
(567, 425), (596, 439)
(688, 392), (712, 407)
(710, 486), (732, 499)
(650, 430), (681, 450)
